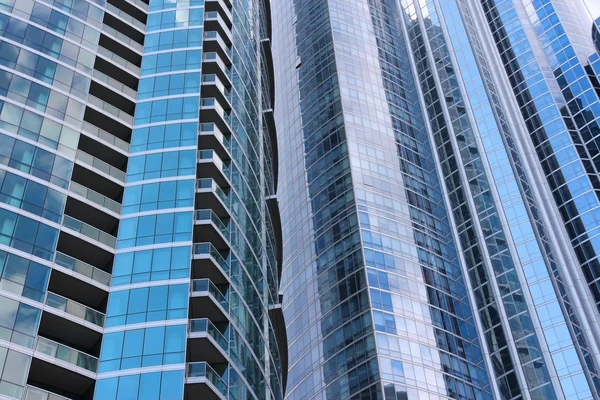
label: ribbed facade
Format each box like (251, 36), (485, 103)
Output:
(273, 0), (600, 399)
(0, 0), (284, 399)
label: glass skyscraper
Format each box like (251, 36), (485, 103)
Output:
(273, 0), (600, 399)
(0, 0), (284, 399)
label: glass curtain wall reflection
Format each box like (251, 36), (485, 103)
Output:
(273, 0), (600, 399)
(0, 0), (284, 399)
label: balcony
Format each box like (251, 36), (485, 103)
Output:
(205, 0), (232, 24)
(69, 181), (121, 215)
(187, 318), (228, 364)
(197, 150), (230, 188)
(200, 98), (231, 138)
(28, 336), (98, 396)
(196, 178), (230, 217)
(45, 292), (104, 328)
(194, 209), (229, 250)
(199, 123), (230, 160)
(92, 69), (137, 101)
(185, 362), (227, 400)
(75, 149), (126, 184)
(39, 293), (103, 357)
(87, 95), (134, 127)
(192, 242), (230, 285)
(203, 31), (231, 64)
(65, 184), (120, 237)
(202, 52), (232, 86)
(50, 252), (109, 316)
(30, 337), (96, 397)
(53, 252), (111, 287)
(82, 121), (130, 154)
(105, 3), (146, 32)
(58, 216), (115, 274)
(201, 75), (231, 111)
(123, 0), (148, 13)
(189, 279), (229, 323)
(102, 24), (143, 54)
(56, 235), (114, 278)
(61, 215), (116, 249)
(24, 385), (71, 400)
(204, 11), (232, 43)
(96, 46), (140, 80)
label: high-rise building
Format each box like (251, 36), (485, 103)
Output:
(273, 0), (600, 399)
(0, 0), (284, 399)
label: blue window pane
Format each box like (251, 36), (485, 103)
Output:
(160, 370), (183, 399)
(117, 375), (140, 400)
(128, 288), (149, 314)
(122, 329), (144, 358)
(139, 372), (161, 400)
(101, 332), (124, 360)
(143, 327), (165, 355)
(95, 378), (118, 400)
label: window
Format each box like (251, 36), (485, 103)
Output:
(99, 325), (186, 372)
(0, 133), (73, 189)
(0, 207), (59, 261)
(0, 168), (66, 223)
(95, 370), (184, 400)
(105, 284), (188, 327)
(141, 50), (201, 75)
(111, 245), (191, 286)
(122, 179), (194, 213)
(0, 345), (31, 398)
(126, 150), (195, 182)
(0, 294), (41, 348)
(133, 97), (199, 125)
(0, 249), (49, 302)
(130, 122), (197, 152)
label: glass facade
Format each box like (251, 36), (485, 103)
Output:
(0, 0), (284, 399)
(273, 0), (600, 399)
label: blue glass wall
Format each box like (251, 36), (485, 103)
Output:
(93, 1), (202, 398)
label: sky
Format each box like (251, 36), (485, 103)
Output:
(585, 0), (600, 18)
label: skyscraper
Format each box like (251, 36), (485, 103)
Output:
(0, 0), (284, 399)
(273, 0), (600, 399)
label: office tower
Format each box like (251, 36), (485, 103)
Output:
(273, 0), (600, 399)
(0, 0), (284, 399)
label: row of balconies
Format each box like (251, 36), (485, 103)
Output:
(21, 0), (285, 398)
(21, 1), (144, 397)
(188, 2), (233, 398)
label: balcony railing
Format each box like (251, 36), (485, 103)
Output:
(198, 149), (230, 180)
(92, 69), (137, 99)
(70, 181), (122, 214)
(97, 46), (140, 75)
(24, 386), (71, 400)
(35, 337), (98, 373)
(193, 242), (230, 273)
(189, 318), (228, 351)
(102, 24), (143, 53)
(125, 0), (148, 12)
(187, 362), (227, 397)
(45, 292), (105, 327)
(75, 149), (126, 182)
(88, 95), (134, 125)
(191, 279), (229, 310)
(197, 178), (229, 207)
(53, 252), (111, 286)
(62, 215), (117, 249)
(105, 3), (146, 31)
(195, 209), (230, 238)
(203, 31), (232, 60)
(82, 121), (130, 153)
